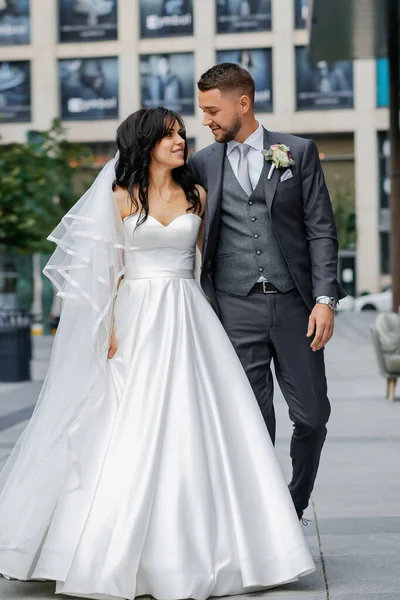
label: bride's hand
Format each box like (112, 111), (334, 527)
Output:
(108, 327), (118, 359)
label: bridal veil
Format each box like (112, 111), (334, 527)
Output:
(0, 157), (125, 553)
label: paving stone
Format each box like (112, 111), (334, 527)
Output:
(326, 554), (400, 596)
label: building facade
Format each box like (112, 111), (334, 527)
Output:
(0, 0), (392, 296)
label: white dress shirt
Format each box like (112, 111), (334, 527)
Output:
(226, 122), (267, 282)
(226, 121), (264, 191)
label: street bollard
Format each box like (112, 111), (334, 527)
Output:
(0, 310), (32, 382)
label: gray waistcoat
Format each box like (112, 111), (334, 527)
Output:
(213, 157), (295, 296)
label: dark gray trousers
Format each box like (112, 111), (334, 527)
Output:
(215, 287), (331, 511)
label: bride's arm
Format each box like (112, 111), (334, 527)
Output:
(108, 187), (130, 359)
(108, 327), (118, 359)
(196, 185), (207, 253)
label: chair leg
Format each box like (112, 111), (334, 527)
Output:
(387, 378), (397, 402)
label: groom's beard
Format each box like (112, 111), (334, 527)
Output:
(214, 116), (242, 143)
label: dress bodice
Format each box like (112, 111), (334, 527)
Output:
(123, 212), (201, 280)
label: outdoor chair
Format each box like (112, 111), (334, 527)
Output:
(370, 312), (400, 401)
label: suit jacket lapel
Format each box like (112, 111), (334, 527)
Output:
(203, 143), (225, 264)
(263, 128), (280, 214)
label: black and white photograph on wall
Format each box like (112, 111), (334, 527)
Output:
(295, 47), (354, 110)
(216, 0), (271, 34)
(294, 0), (308, 29)
(59, 57), (119, 120)
(0, 0), (30, 45)
(139, 0), (193, 38)
(58, 0), (117, 42)
(0, 60), (30, 121)
(140, 53), (194, 115)
(217, 48), (273, 112)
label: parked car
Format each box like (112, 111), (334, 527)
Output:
(336, 295), (355, 312)
(354, 287), (392, 312)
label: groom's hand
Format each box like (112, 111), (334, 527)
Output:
(306, 304), (334, 351)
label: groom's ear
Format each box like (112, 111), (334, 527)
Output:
(239, 94), (252, 115)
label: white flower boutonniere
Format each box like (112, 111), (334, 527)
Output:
(262, 144), (295, 180)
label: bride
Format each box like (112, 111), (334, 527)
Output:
(0, 107), (315, 600)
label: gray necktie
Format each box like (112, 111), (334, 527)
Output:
(236, 144), (252, 196)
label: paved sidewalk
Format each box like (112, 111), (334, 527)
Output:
(0, 313), (399, 600)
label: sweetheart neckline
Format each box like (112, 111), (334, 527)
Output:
(123, 213), (202, 229)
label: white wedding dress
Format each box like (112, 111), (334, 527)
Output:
(0, 211), (314, 600)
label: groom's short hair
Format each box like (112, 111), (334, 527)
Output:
(197, 63), (255, 106)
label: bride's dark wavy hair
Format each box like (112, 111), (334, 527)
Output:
(113, 107), (200, 225)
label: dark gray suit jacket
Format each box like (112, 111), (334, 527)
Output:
(188, 128), (346, 314)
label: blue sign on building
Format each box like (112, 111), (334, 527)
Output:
(376, 58), (389, 107)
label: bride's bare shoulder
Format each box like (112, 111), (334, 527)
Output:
(113, 185), (138, 220)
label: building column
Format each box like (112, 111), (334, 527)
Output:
(194, 0), (217, 150)
(118, 0), (141, 119)
(31, 0), (58, 130)
(354, 59), (380, 294)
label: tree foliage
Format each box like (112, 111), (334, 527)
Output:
(331, 176), (356, 250)
(0, 119), (93, 253)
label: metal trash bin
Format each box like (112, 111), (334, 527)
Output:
(0, 310), (32, 382)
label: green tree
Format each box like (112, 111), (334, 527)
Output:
(0, 118), (94, 316)
(331, 175), (356, 250)
(0, 118), (93, 255)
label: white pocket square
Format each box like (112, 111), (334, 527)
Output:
(280, 169), (293, 182)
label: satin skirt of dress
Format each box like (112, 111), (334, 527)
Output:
(0, 275), (314, 600)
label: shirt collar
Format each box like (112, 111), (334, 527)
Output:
(226, 122), (263, 156)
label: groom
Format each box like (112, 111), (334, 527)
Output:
(189, 63), (346, 519)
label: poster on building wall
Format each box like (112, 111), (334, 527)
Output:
(58, 0), (118, 42)
(378, 131), (390, 274)
(216, 0), (271, 34)
(295, 46), (354, 110)
(294, 0), (308, 29)
(139, 0), (193, 38)
(377, 58), (400, 107)
(0, 0), (30, 45)
(376, 59), (389, 107)
(186, 137), (195, 156)
(376, 58), (389, 107)
(217, 48), (273, 112)
(0, 60), (31, 122)
(378, 131), (390, 209)
(59, 57), (119, 120)
(140, 53), (194, 115)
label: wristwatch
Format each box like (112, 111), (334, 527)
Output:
(316, 296), (338, 310)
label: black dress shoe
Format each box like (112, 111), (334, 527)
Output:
(296, 510), (311, 526)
